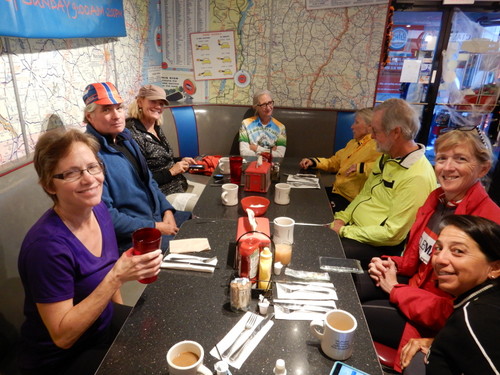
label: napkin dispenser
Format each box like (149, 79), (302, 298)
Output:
(244, 161), (271, 192)
(236, 217), (271, 244)
(235, 217), (271, 277)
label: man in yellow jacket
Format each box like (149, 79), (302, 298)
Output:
(331, 99), (437, 268)
(299, 108), (380, 212)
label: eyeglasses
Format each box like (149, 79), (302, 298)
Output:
(439, 125), (490, 149)
(52, 162), (104, 182)
(256, 100), (274, 108)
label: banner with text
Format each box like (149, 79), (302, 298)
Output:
(1, 0), (126, 38)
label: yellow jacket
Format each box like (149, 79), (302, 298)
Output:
(311, 135), (381, 201)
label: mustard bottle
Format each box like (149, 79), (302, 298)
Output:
(258, 247), (273, 290)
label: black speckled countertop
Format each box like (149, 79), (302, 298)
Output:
(95, 217), (383, 375)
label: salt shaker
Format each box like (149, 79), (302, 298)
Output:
(214, 360), (231, 375)
(271, 162), (280, 182)
(273, 359), (287, 374)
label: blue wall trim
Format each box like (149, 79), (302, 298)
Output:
(171, 107), (199, 157)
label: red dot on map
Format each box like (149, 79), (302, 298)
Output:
(162, 62), (168, 69)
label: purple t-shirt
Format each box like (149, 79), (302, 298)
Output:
(18, 201), (119, 369)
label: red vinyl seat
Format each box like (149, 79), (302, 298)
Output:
(374, 341), (397, 369)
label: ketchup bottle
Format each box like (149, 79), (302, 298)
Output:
(238, 237), (260, 282)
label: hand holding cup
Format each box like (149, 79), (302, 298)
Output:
(132, 227), (162, 284)
(113, 248), (162, 284)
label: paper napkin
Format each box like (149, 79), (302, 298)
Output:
(210, 312), (274, 369)
(169, 238), (211, 253)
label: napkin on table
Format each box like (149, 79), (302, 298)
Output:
(169, 238), (211, 253)
(273, 298), (336, 320)
(275, 282), (338, 300)
(286, 174), (320, 189)
(209, 312), (274, 369)
(161, 253), (217, 273)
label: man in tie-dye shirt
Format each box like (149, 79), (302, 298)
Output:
(239, 89), (287, 158)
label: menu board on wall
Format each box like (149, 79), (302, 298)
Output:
(190, 30), (237, 81)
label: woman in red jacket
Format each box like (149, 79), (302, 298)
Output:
(356, 127), (500, 373)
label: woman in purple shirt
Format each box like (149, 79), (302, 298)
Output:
(17, 129), (162, 375)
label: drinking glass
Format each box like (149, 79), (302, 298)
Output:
(132, 227), (162, 284)
(229, 156), (243, 184)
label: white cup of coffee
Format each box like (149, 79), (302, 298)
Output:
(221, 183), (239, 206)
(274, 183), (291, 205)
(166, 340), (212, 375)
(310, 309), (357, 360)
(218, 157), (231, 174)
(273, 216), (294, 244)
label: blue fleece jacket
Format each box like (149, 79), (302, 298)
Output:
(86, 125), (174, 249)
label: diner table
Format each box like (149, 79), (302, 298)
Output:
(95, 217), (383, 375)
(192, 157), (334, 223)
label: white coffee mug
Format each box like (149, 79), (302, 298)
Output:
(274, 183), (291, 205)
(273, 217), (295, 244)
(218, 157), (231, 174)
(221, 183), (239, 206)
(166, 340), (212, 375)
(310, 309), (357, 360)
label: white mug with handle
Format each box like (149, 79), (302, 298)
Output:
(166, 340), (212, 375)
(273, 216), (295, 244)
(218, 157), (231, 174)
(274, 183), (291, 205)
(221, 183), (239, 206)
(310, 309), (357, 360)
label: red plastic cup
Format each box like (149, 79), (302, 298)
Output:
(132, 227), (162, 284)
(229, 156), (243, 185)
(260, 151), (272, 164)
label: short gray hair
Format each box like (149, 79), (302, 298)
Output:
(83, 102), (97, 124)
(355, 107), (373, 125)
(252, 89), (273, 107)
(373, 99), (420, 141)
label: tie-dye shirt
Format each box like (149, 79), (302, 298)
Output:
(239, 115), (287, 157)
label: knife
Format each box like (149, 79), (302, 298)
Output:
(229, 313), (274, 362)
(294, 222), (329, 227)
(161, 260), (216, 268)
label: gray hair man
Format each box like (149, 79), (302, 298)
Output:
(331, 98), (437, 268)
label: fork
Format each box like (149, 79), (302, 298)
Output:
(279, 284), (331, 294)
(277, 304), (332, 314)
(221, 313), (257, 359)
(168, 255), (217, 264)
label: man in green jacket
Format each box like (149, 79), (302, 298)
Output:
(331, 98), (436, 268)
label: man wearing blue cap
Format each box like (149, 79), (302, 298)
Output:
(83, 82), (190, 252)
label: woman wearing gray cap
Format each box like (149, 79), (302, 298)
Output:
(126, 84), (200, 210)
